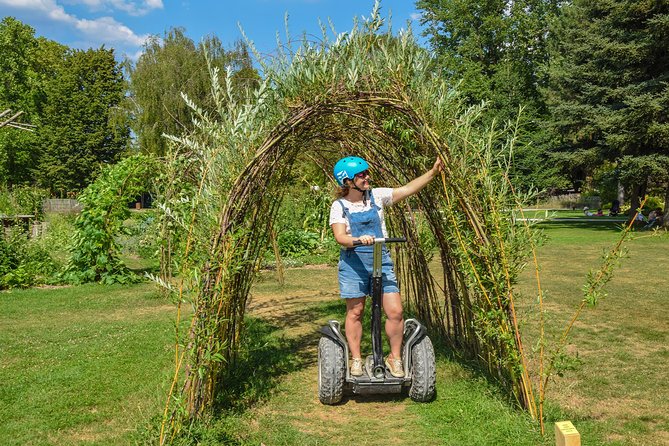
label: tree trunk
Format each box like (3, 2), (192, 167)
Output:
(663, 182), (669, 228)
(628, 185), (640, 219)
(628, 181), (647, 220)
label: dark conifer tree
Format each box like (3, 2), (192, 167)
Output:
(545, 0), (669, 215)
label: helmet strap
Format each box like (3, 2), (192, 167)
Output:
(345, 179), (368, 205)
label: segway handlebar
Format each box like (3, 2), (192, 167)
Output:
(352, 237), (406, 246)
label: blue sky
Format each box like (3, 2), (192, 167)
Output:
(0, 1), (427, 61)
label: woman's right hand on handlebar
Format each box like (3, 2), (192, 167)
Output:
(356, 235), (375, 246)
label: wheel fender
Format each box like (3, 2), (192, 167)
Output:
(320, 325), (346, 348)
(402, 319), (428, 376)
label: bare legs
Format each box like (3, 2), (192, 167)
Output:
(382, 292), (404, 360)
(344, 293), (404, 359)
(345, 297), (365, 359)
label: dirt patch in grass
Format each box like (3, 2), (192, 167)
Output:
(50, 425), (102, 445)
(248, 268), (340, 340)
(35, 284), (73, 290)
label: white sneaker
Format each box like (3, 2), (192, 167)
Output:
(385, 355), (404, 377)
(350, 357), (363, 376)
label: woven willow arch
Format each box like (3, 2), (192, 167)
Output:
(160, 6), (538, 437)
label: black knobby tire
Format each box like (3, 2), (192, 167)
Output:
(409, 335), (436, 402)
(318, 336), (345, 405)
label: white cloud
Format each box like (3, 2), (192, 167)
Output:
(410, 12), (423, 21)
(76, 16), (149, 46)
(0, 0), (70, 19)
(125, 47), (145, 61)
(0, 0), (151, 47)
(60, 0), (163, 16)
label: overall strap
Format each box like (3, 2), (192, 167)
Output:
(368, 190), (376, 206)
(337, 199), (348, 219)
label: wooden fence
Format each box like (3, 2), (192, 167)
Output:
(43, 199), (82, 214)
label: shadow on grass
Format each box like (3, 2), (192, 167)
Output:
(214, 300), (345, 414)
(213, 298), (553, 415)
(537, 220), (630, 232)
(214, 317), (300, 414)
(214, 299), (463, 413)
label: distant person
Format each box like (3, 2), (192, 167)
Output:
(596, 208), (603, 216)
(644, 208), (662, 229)
(609, 200), (620, 216)
(583, 206), (594, 217)
(635, 211), (647, 222)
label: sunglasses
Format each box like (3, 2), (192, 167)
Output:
(354, 170), (370, 179)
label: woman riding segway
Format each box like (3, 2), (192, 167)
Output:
(329, 155), (443, 378)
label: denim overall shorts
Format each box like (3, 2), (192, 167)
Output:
(337, 193), (400, 298)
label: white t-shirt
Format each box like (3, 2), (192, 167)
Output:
(329, 188), (394, 237)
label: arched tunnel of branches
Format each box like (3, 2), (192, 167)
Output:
(157, 8), (541, 440)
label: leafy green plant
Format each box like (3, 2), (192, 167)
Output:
(0, 229), (58, 289)
(37, 213), (76, 265)
(0, 186), (49, 218)
(277, 229), (319, 257)
(63, 154), (158, 284)
(119, 210), (161, 260)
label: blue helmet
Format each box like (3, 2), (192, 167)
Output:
(333, 156), (369, 186)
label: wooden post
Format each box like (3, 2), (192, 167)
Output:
(270, 228), (284, 286)
(555, 421), (581, 446)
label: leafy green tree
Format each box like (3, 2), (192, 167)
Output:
(418, 0), (560, 191)
(0, 18), (64, 186)
(0, 18), (38, 114)
(127, 28), (258, 156)
(38, 47), (129, 193)
(545, 0), (669, 215)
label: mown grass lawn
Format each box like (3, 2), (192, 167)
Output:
(515, 222), (669, 446)
(1, 224), (667, 445)
(0, 283), (174, 446)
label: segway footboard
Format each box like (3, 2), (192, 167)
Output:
(318, 319), (436, 402)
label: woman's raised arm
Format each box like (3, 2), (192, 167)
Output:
(392, 157), (443, 203)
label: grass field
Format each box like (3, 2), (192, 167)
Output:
(0, 284), (174, 445)
(515, 222), (669, 446)
(1, 223), (667, 445)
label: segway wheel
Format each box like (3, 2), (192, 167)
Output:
(409, 335), (436, 402)
(318, 336), (345, 404)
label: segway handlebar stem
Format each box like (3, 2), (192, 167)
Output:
(351, 238), (406, 277)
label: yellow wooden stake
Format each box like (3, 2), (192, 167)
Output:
(555, 421), (581, 446)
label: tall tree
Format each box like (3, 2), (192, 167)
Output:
(127, 28), (258, 156)
(38, 47), (129, 193)
(545, 0), (669, 216)
(0, 17), (39, 113)
(1, 18), (40, 186)
(418, 0), (561, 191)
(0, 18), (68, 187)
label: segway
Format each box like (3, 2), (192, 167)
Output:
(318, 237), (436, 404)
